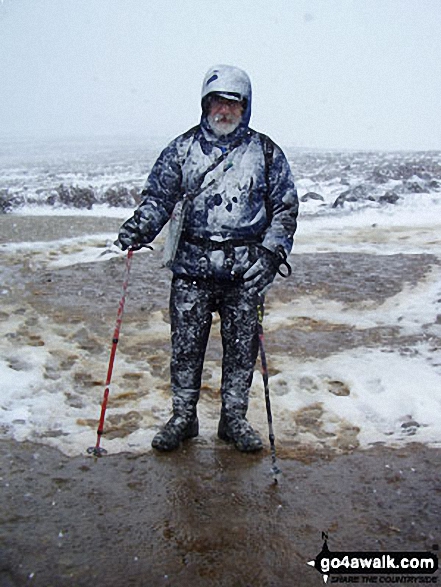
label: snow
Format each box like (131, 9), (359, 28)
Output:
(1, 138), (441, 456)
(12, 204), (133, 218)
(269, 347), (441, 447)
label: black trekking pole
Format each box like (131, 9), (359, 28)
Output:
(87, 247), (136, 457)
(257, 295), (281, 484)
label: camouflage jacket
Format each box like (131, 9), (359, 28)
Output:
(129, 121), (298, 280)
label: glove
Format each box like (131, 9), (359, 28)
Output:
(115, 216), (146, 251)
(243, 247), (279, 293)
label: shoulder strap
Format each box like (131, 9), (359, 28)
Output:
(259, 133), (275, 219)
(259, 133), (274, 187)
(180, 125), (199, 164)
(193, 149), (231, 193)
(188, 136), (243, 200)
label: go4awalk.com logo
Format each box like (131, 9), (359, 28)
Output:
(307, 534), (439, 584)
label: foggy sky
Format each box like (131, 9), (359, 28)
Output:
(1, 0), (440, 150)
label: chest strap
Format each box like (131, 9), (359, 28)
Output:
(182, 233), (262, 250)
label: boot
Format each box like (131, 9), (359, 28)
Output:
(218, 410), (263, 453)
(151, 389), (199, 452)
(151, 414), (199, 451)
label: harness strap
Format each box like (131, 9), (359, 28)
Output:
(182, 232), (262, 250)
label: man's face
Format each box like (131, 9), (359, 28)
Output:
(207, 95), (244, 137)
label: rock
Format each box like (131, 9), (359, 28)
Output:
(396, 164), (431, 181)
(300, 192), (324, 203)
(401, 420), (420, 435)
(0, 190), (13, 214)
(370, 167), (393, 184)
(404, 176), (428, 193)
(332, 184), (375, 208)
(367, 160), (441, 183)
(54, 184), (98, 209)
(379, 191), (400, 205)
(103, 185), (140, 207)
(0, 189), (25, 214)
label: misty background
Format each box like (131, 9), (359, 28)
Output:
(0, 0), (440, 150)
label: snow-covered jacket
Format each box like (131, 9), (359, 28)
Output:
(130, 116), (298, 280)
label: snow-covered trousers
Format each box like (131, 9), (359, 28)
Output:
(169, 276), (260, 419)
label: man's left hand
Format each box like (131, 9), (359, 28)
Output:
(243, 248), (279, 293)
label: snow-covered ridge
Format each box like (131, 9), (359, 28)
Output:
(1, 137), (440, 217)
(0, 136), (163, 213)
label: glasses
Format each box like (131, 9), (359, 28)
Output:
(209, 95), (245, 112)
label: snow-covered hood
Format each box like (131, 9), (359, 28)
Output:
(200, 64), (252, 142)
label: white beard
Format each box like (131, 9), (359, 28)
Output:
(207, 113), (241, 137)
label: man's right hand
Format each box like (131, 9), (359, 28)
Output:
(115, 217), (145, 251)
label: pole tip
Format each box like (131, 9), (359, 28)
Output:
(87, 446), (108, 457)
(271, 464), (281, 484)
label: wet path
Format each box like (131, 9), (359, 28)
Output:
(1, 216), (441, 585)
(1, 440), (440, 587)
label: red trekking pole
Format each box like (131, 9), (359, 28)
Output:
(87, 248), (135, 457)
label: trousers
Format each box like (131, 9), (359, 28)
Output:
(169, 276), (260, 417)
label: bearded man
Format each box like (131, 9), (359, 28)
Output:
(116, 64), (298, 452)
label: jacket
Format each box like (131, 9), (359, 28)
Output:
(130, 117), (299, 280)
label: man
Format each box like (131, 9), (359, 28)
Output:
(116, 64), (298, 452)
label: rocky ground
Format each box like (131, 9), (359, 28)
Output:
(0, 216), (440, 587)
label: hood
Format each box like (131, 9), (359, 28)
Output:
(200, 65), (252, 141)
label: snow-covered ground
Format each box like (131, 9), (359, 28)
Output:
(0, 137), (440, 456)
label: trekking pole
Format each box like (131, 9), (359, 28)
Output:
(87, 247), (135, 457)
(257, 295), (281, 484)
